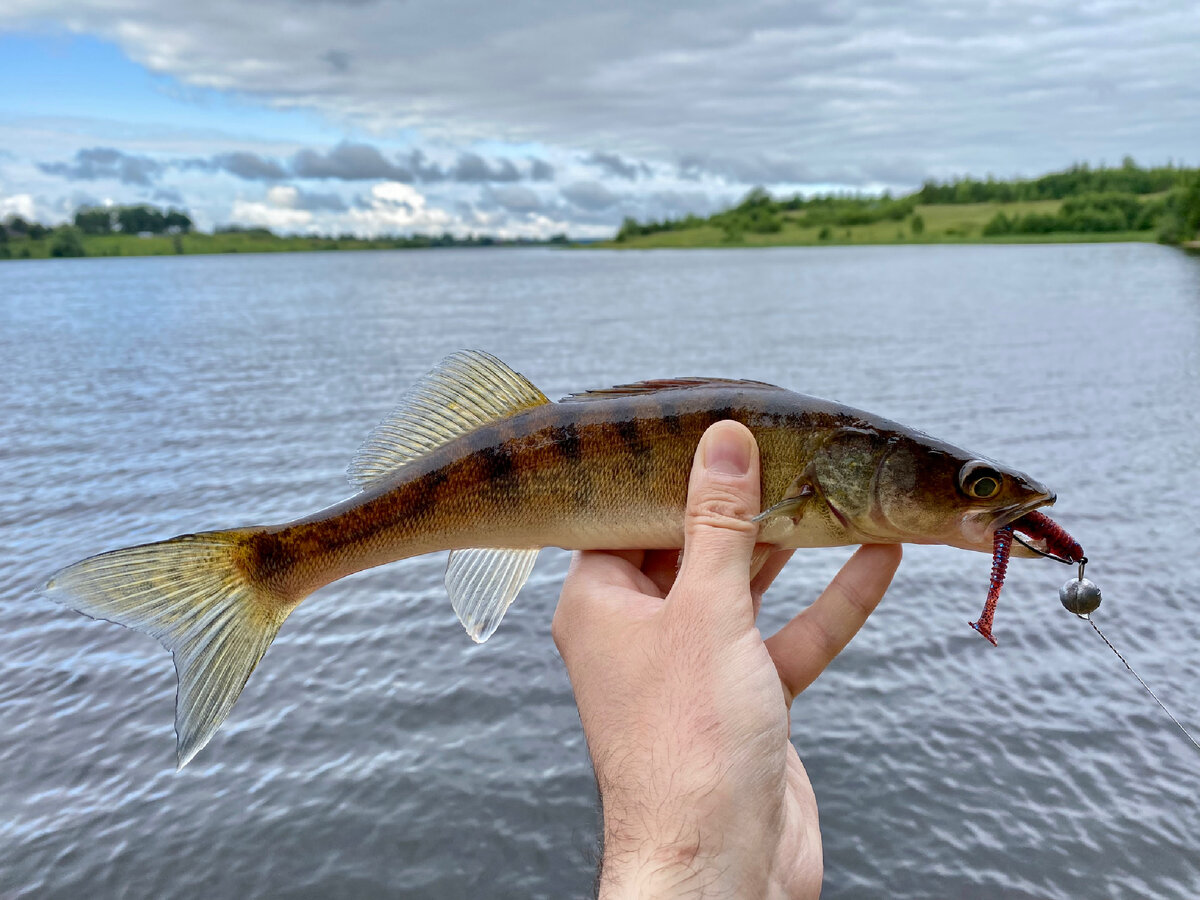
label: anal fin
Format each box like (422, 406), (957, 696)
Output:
(445, 548), (540, 642)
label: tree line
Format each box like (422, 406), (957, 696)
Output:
(0, 202), (572, 260)
(0, 204), (196, 259)
(981, 188), (1200, 240)
(917, 158), (1184, 204)
(615, 160), (1200, 245)
(73, 205), (194, 235)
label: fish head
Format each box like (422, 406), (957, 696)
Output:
(809, 427), (1056, 554)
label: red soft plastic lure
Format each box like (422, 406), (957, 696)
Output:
(969, 511), (1084, 645)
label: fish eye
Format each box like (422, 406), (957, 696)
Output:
(960, 462), (1003, 499)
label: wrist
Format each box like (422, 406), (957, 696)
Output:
(596, 798), (767, 899)
(598, 837), (714, 899)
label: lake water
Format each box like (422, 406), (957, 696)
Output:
(2, 244), (1199, 898)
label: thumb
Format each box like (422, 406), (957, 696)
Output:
(670, 420), (761, 625)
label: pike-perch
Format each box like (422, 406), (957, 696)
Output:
(46, 350), (1077, 767)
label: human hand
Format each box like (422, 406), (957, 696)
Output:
(553, 420), (902, 898)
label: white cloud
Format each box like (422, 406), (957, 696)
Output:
(0, 193), (37, 221)
(266, 185), (299, 207)
(229, 191), (313, 231)
(345, 182), (452, 235)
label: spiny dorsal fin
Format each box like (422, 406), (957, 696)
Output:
(561, 377), (782, 403)
(349, 350), (549, 488)
(446, 547), (540, 642)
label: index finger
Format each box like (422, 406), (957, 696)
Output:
(764, 543), (902, 703)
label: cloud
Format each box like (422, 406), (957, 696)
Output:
(677, 154), (816, 185)
(450, 152), (521, 183)
(213, 151), (288, 181)
(0, 193), (37, 221)
(674, 153), (934, 188)
(153, 187), (185, 205)
(230, 197), (313, 231)
(291, 141), (413, 181)
(224, 185), (346, 230)
(487, 185), (544, 213)
(294, 190), (348, 212)
(266, 184), (348, 211)
(583, 151), (648, 181)
(10, 0), (1198, 239)
(528, 157), (555, 181)
(560, 180), (619, 211)
(9, 0), (1194, 187)
(166, 144), (543, 185)
(347, 181), (453, 233)
(322, 49), (351, 73)
(38, 147), (162, 186)
(647, 189), (726, 219)
(401, 149), (446, 182)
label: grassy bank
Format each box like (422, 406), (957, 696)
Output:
(0, 230), (561, 260)
(599, 198), (1158, 249)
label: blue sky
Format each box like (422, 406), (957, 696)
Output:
(1, 2), (1197, 237)
(3, 32), (334, 142)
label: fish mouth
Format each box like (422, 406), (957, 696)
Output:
(960, 489), (1056, 550)
(988, 490), (1057, 533)
(986, 490), (1064, 559)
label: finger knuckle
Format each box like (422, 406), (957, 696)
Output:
(806, 614), (841, 661)
(685, 487), (758, 537)
(837, 579), (873, 618)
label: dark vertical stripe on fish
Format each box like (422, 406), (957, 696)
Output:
(551, 422), (583, 463)
(615, 417), (649, 457)
(404, 466), (448, 525)
(661, 412), (684, 437)
(479, 445), (517, 490)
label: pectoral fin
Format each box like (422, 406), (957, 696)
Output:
(752, 483), (815, 524)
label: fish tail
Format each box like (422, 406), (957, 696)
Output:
(45, 528), (296, 769)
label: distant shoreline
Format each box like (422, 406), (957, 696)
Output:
(0, 231), (570, 261)
(592, 229), (1159, 250)
(0, 229), (1174, 263)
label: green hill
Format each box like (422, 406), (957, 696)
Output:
(605, 161), (1200, 249)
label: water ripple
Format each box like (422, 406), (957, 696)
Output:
(2, 245), (1199, 898)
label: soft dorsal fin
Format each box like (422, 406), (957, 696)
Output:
(348, 350), (550, 488)
(561, 377), (782, 402)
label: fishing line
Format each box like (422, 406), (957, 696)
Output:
(1011, 531), (1076, 565)
(1060, 560), (1200, 755)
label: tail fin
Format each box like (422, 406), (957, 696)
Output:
(45, 529), (291, 769)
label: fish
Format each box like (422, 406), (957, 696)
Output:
(45, 349), (1078, 768)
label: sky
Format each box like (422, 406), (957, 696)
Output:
(1, 1), (1197, 239)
